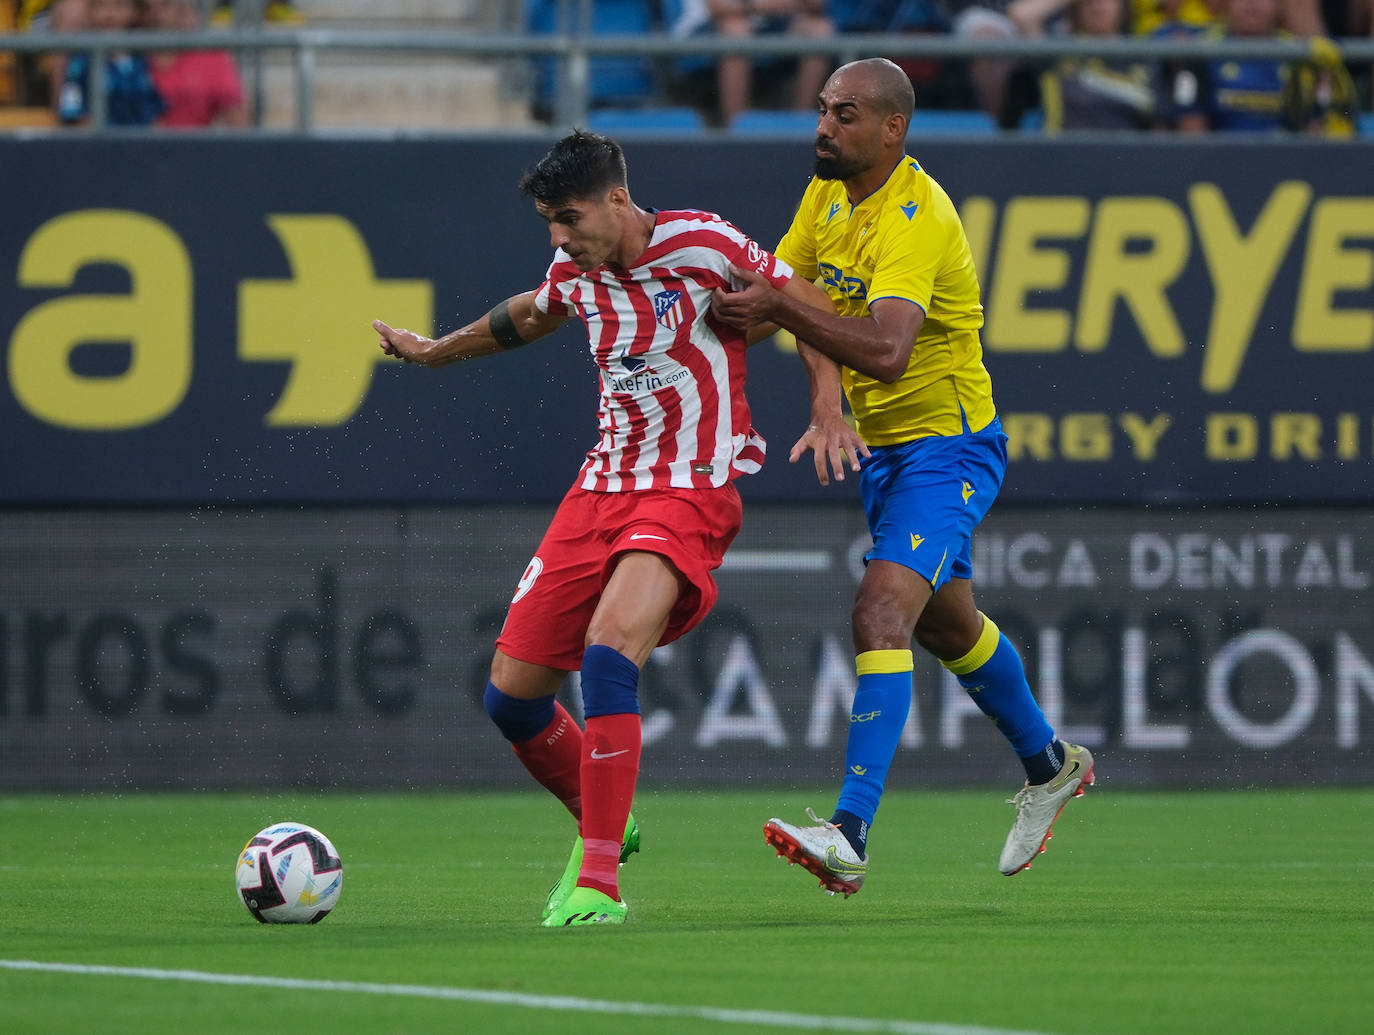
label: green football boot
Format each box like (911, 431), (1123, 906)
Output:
(541, 885), (627, 928)
(541, 812), (640, 920)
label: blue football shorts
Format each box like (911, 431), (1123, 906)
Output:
(858, 416), (1008, 590)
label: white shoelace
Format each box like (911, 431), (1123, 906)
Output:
(805, 806), (837, 829)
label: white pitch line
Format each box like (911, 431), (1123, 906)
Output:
(0, 959), (1054, 1035)
(721, 550), (832, 572)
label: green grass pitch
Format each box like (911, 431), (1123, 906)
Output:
(1, 788), (1370, 1035)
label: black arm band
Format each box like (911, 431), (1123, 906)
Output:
(489, 300), (529, 351)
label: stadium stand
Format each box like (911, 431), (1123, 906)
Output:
(3, 0), (1371, 133)
(585, 104), (706, 133)
(0, 0), (13, 104)
(727, 107), (820, 134)
(730, 106), (999, 135)
(255, 0), (538, 131)
(525, 0), (659, 120)
(907, 107), (999, 132)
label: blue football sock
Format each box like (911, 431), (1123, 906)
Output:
(832, 649), (913, 853)
(1022, 738), (1067, 785)
(580, 644), (641, 718)
(943, 613), (1056, 781)
(830, 809), (870, 857)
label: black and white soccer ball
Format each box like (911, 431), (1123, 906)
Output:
(235, 822), (343, 924)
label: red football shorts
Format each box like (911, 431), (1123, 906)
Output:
(496, 482), (743, 671)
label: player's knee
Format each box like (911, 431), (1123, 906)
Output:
(851, 588), (919, 651)
(852, 607), (904, 651)
(483, 682), (555, 742)
(915, 607), (985, 660)
(914, 622), (959, 658)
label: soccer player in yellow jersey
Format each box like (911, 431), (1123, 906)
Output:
(712, 58), (1095, 895)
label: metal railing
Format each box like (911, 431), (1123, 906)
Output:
(4, 26), (1373, 132)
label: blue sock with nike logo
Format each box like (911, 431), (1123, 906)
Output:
(1022, 738), (1067, 785)
(832, 649), (913, 856)
(942, 613), (1059, 784)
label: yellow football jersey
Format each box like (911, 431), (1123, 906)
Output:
(776, 155), (996, 445)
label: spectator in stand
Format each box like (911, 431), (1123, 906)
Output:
(1136, 0), (1336, 37)
(15, 0), (88, 107)
(670, 0), (836, 127)
(831, 1), (967, 111)
(1279, 0), (1326, 34)
(1, 2), (15, 106)
(950, 0), (1214, 122)
(1293, 0), (1370, 125)
(943, 0), (1023, 124)
(211, 0), (301, 25)
(1166, 0), (1356, 134)
(143, 0), (247, 127)
(57, 0), (164, 125)
(1008, 0), (1163, 130)
(1129, 0), (1219, 35)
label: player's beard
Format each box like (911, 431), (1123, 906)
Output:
(813, 145), (863, 181)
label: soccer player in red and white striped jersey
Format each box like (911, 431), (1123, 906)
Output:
(535, 204), (771, 494)
(373, 130), (831, 927)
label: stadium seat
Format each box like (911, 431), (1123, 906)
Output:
(906, 109), (998, 135)
(1359, 113), (1374, 139)
(731, 107), (999, 137)
(729, 109), (820, 136)
(526, 0), (658, 114)
(830, 0), (950, 32)
(586, 107), (707, 134)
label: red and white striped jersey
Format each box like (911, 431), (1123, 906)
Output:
(533, 208), (794, 492)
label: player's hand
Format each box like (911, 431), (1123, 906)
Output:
(711, 265), (779, 328)
(789, 414), (869, 486)
(373, 319), (433, 364)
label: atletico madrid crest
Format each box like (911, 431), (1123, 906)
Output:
(654, 289), (684, 330)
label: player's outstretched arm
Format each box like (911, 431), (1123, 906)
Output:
(743, 273), (834, 347)
(373, 290), (568, 367)
(760, 277), (868, 485)
(789, 342), (869, 486)
(713, 267), (923, 383)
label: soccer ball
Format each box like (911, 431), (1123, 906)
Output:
(235, 822), (343, 924)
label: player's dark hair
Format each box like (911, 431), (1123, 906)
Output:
(518, 130), (628, 207)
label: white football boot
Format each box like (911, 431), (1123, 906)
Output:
(763, 808), (868, 897)
(1000, 742), (1095, 875)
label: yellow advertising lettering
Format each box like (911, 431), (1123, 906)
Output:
(239, 215), (433, 426)
(10, 210), (192, 430)
(1118, 413), (1173, 460)
(984, 197), (1090, 350)
(1003, 412), (1055, 460)
(1077, 197), (1188, 358)
(1204, 412), (1372, 460)
(1271, 412), (1322, 460)
(1337, 414), (1361, 459)
(1060, 412), (1112, 460)
(959, 196), (996, 293)
(1188, 181), (1312, 393)
(1206, 413), (1257, 460)
(1293, 198), (1374, 351)
(1003, 412), (1173, 461)
(972, 184), (1373, 398)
